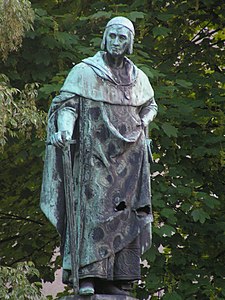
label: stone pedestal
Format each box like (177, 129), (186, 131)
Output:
(60, 295), (138, 300)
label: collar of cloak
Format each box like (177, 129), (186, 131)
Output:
(82, 51), (137, 85)
(56, 51), (154, 106)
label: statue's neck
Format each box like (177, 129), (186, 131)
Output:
(105, 52), (125, 69)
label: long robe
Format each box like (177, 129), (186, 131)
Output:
(40, 51), (157, 278)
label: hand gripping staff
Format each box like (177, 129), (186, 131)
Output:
(144, 126), (154, 164)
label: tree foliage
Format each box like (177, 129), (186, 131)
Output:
(0, 0), (34, 61)
(0, 74), (46, 148)
(0, 0), (224, 299)
(0, 261), (46, 299)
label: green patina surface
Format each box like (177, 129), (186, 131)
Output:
(40, 18), (157, 289)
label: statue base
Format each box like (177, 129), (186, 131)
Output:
(60, 295), (138, 300)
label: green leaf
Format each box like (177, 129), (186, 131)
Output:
(90, 11), (112, 19)
(129, 11), (145, 21)
(160, 208), (175, 218)
(161, 123), (178, 137)
(144, 246), (158, 262)
(161, 225), (176, 237)
(157, 13), (174, 21)
(39, 83), (61, 95)
(35, 8), (47, 17)
(139, 65), (154, 79)
(176, 79), (193, 88)
(191, 208), (210, 223)
(163, 292), (182, 300)
(152, 26), (171, 37)
(90, 37), (102, 47)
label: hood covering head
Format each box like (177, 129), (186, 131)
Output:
(106, 16), (135, 35)
(101, 16), (135, 55)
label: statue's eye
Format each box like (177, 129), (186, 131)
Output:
(109, 33), (116, 39)
(120, 35), (127, 40)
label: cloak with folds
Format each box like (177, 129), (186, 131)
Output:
(40, 51), (157, 270)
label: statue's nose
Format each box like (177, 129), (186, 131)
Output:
(113, 36), (119, 45)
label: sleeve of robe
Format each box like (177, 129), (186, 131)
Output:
(139, 96), (158, 127)
(48, 93), (79, 133)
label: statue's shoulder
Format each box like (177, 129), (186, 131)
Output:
(134, 66), (153, 92)
(124, 56), (151, 84)
(136, 66), (150, 82)
(60, 58), (100, 96)
(67, 62), (93, 77)
(62, 62), (97, 89)
(131, 63), (154, 98)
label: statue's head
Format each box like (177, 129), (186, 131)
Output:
(101, 16), (135, 56)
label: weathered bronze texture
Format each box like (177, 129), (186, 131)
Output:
(60, 295), (138, 300)
(40, 16), (157, 296)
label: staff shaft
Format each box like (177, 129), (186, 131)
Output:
(62, 143), (80, 294)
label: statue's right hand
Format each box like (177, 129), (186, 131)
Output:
(50, 131), (67, 148)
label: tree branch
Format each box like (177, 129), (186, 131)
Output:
(190, 20), (212, 42)
(9, 234), (59, 266)
(0, 234), (26, 244)
(0, 212), (44, 225)
(155, 27), (222, 68)
(210, 39), (225, 47)
(191, 28), (221, 45)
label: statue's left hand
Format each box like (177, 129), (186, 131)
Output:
(50, 131), (71, 148)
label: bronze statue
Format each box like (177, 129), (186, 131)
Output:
(40, 16), (157, 297)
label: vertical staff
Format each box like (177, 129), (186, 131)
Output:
(61, 134), (79, 294)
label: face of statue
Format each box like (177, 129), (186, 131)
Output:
(105, 25), (130, 57)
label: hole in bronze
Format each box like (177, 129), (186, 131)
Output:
(136, 205), (150, 216)
(116, 201), (127, 211)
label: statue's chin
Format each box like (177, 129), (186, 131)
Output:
(107, 51), (125, 59)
